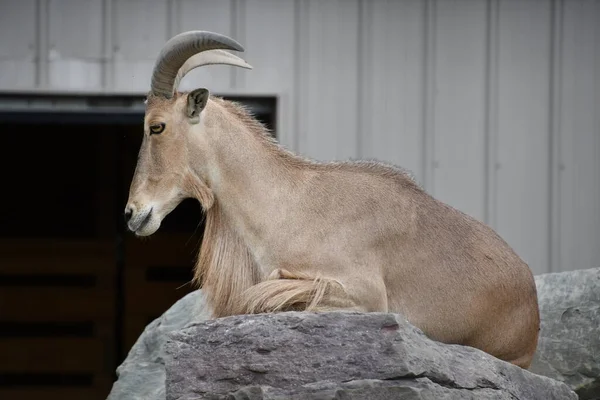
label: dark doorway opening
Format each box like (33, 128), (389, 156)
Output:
(0, 95), (277, 400)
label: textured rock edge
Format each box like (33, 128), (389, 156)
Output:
(164, 311), (578, 400)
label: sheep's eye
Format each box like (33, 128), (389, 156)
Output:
(149, 123), (165, 135)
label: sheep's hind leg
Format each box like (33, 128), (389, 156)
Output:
(236, 268), (362, 314)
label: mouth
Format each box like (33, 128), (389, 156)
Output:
(128, 207), (153, 234)
(136, 210), (153, 234)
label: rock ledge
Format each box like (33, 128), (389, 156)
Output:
(164, 312), (577, 400)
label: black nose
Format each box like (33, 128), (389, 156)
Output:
(124, 208), (133, 224)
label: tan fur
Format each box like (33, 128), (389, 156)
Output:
(234, 268), (357, 314)
(193, 201), (261, 318)
(126, 92), (540, 370)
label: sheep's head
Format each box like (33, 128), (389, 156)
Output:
(124, 31), (252, 236)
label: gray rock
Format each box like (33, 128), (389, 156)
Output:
(109, 267), (600, 399)
(530, 267), (600, 399)
(225, 378), (513, 399)
(106, 290), (210, 400)
(164, 312), (577, 400)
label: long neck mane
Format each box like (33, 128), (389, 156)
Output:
(192, 97), (301, 318)
(193, 199), (260, 318)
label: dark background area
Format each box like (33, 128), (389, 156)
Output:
(0, 96), (276, 399)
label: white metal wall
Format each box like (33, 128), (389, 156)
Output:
(0, 0), (598, 275)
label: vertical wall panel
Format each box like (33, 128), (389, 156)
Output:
(241, 0), (296, 148)
(495, 0), (552, 275)
(431, 0), (488, 221)
(48, 0), (103, 89)
(422, 0), (436, 192)
(360, 0), (425, 181)
(113, 0), (168, 92)
(176, 0), (234, 93)
(485, 0), (500, 229)
(297, 0), (360, 161)
(557, 0), (600, 272)
(0, 0), (37, 89)
(241, 0), (295, 94)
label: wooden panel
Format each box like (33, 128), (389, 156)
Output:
(0, 239), (116, 400)
(0, 288), (114, 321)
(360, 0), (425, 181)
(297, 0), (360, 161)
(0, 387), (110, 400)
(0, 239), (115, 320)
(557, 0), (600, 272)
(123, 233), (198, 357)
(432, 0), (488, 221)
(0, 239), (115, 274)
(0, 338), (107, 373)
(176, 0), (234, 93)
(494, 0), (552, 275)
(124, 233), (200, 269)
(125, 268), (194, 315)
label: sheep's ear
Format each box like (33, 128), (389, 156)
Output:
(187, 88), (209, 124)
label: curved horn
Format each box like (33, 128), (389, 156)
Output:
(173, 49), (253, 90)
(150, 31), (246, 98)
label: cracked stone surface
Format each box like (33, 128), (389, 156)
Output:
(164, 312), (576, 400)
(530, 267), (600, 399)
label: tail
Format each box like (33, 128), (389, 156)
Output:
(235, 275), (355, 315)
